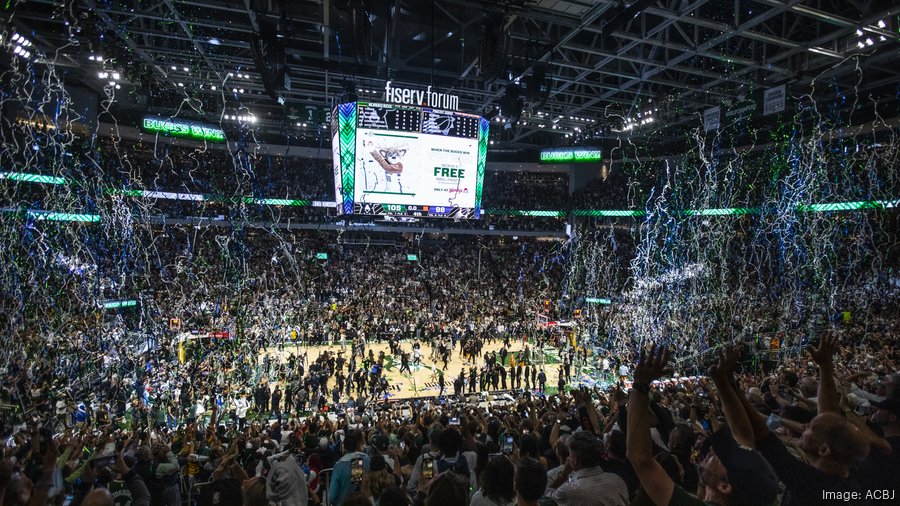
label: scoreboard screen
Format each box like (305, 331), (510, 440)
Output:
(331, 101), (488, 219)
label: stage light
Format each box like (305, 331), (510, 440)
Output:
(856, 28), (864, 36)
(865, 38), (874, 46)
(211, 85), (216, 90)
(112, 72), (120, 80)
(209, 38), (221, 45)
(877, 20), (886, 28)
(171, 66), (177, 70)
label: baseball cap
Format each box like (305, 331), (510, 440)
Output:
(871, 397), (900, 417)
(372, 433), (390, 451)
(710, 428), (779, 506)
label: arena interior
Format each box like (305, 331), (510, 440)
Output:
(0, 1), (898, 506)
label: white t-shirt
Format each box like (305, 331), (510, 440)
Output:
(235, 398), (250, 418)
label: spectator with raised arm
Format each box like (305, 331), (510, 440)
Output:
(709, 338), (871, 506)
(626, 344), (780, 506)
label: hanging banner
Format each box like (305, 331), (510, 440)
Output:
(725, 99), (756, 121)
(763, 85), (786, 115)
(703, 107), (720, 132)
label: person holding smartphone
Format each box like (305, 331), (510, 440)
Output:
(328, 430), (370, 506)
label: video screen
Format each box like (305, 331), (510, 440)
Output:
(332, 102), (487, 219)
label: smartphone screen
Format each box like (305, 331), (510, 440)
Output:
(423, 456), (434, 479)
(449, 417), (460, 426)
(351, 457), (364, 484)
(502, 435), (514, 455)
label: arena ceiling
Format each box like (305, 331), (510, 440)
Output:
(6, 0), (900, 149)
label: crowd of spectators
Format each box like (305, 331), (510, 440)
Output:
(1, 307), (897, 506)
(3, 132), (900, 506)
(481, 173), (569, 211)
(94, 139), (335, 202)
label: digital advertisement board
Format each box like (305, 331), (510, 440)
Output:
(332, 102), (488, 218)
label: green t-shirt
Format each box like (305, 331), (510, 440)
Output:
(108, 480), (132, 506)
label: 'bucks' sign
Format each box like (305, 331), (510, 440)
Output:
(143, 116), (225, 142)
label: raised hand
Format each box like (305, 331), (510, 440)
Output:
(807, 333), (839, 368)
(633, 344), (672, 384)
(109, 451), (130, 476)
(708, 344), (742, 382)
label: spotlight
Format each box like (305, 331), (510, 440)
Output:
(877, 20), (886, 28)
(865, 38), (874, 46)
(211, 85), (217, 90)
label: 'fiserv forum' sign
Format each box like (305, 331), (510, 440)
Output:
(383, 81), (460, 110)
